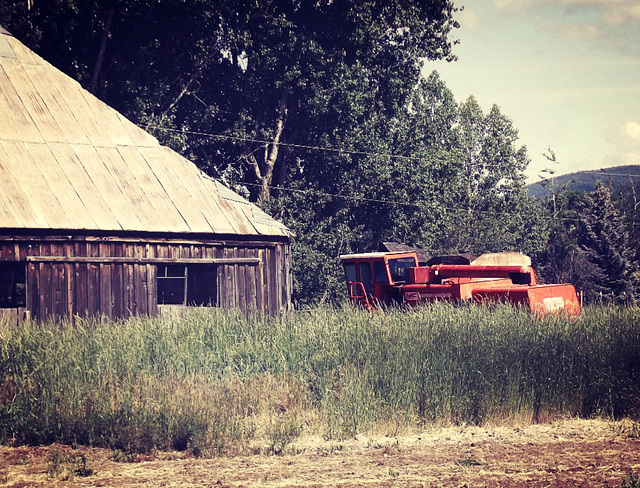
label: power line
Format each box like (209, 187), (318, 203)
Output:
(239, 180), (584, 223)
(148, 125), (425, 162)
(582, 171), (640, 179)
(148, 125), (638, 222)
(152, 125), (640, 181)
(533, 170), (640, 185)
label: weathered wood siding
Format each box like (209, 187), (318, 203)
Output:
(0, 235), (291, 321)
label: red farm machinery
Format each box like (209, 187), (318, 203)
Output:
(340, 251), (580, 317)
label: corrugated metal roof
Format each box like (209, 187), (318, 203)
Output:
(0, 29), (290, 238)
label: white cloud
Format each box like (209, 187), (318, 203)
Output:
(603, 3), (640, 25)
(459, 9), (479, 30)
(493, 0), (640, 26)
(493, 0), (539, 13)
(560, 23), (601, 40)
(623, 121), (640, 146)
(492, 0), (640, 54)
(607, 122), (640, 165)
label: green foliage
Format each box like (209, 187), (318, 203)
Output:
(621, 470), (640, 488)
(1, 0), (460, 201)
(537, 190), (590, 286)
(576, 183), (639, 301)
(441, 96), (547, 255)
(536, 179), (640, 303)
(269, 77), (546, 303)
(613, 179), (640, 265)
(1, 305), (639, 452)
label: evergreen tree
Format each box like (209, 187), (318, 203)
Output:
(536, 190), (601, 294)
(613, 180), (640, 267)
(576, 183), (639, 301)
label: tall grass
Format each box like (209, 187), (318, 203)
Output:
(1, 304), (639, 454)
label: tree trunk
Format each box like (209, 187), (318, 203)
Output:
(247, 95), (288, 203)
(90, 7), (115, 94)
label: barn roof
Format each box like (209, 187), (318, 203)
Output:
(0, 28), (290, 238)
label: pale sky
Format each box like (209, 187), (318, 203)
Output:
(425, 0), (640, 183)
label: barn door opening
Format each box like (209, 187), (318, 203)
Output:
(186, 264), (217, 306)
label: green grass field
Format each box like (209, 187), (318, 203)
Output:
(1, 304), (639, 455)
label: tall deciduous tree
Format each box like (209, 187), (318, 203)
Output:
(269, 73), (547, 303)
(2, 0), (460, 202)
(441, 96), (546, 256)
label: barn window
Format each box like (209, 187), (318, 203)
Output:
(157, 265), (186, 305)
(157, 264), (217, 306)
(0, 262), (26, 308)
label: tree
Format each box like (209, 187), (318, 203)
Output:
(2, 0), (460, 202)
(269, 74), (548, 303)
(536, 190), (601, 293)
(440, 96), (547, 256)
(613, 178), (640, 266)
(265, 71), (463, 303)
(576, 183), (639, 301)
(3, 4), (554, 304)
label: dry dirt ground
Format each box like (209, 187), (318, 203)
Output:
(1, 419), (639, 487)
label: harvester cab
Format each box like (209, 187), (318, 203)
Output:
(341, 252), (418, 308)
(340, 251), (581, 317)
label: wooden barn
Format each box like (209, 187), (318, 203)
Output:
(0, 27), (292, 321)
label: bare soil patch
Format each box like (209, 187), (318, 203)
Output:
(1, 419), (639, 487)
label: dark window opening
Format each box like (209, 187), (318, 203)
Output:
(374, 262), (389, 284)
(157, 265), (186, 305)
(509, 272), (532, 285)
(387, 257), (417, 283)
(0, 262), (26, 308)
(187, 265), (217, 306)
(344, 264), (357, 285)
(157, 264), (217, 306)
(358, 263), (373, 294)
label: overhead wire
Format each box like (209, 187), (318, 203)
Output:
(149, 125), (427, 162)
(148, 125), (639, 223)
(150, 124), (640, 179)
(239, 181), (587, 223)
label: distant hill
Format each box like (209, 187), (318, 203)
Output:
(527, 165), (640, 198)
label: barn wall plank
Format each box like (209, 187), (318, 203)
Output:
(134, 242), (148, 316)
(246, 248), (258, 314)
(74, 240), (88, 318)
(27, 260), (38, 320)
(256, 248), (266, 314)
(99, 242), (112, 318)
(123, 243), (135, 317)
(87, 242), (100, 316)
(64, 242), (74, 319)
(51, 244), (64, 319)
(38, 242), (50, 319)
(111, 242), (124, 319)
(237, 248), (247, 312)
(146, 243), (157, 316)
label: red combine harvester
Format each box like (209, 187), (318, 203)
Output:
(340, 251), (580, 317)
